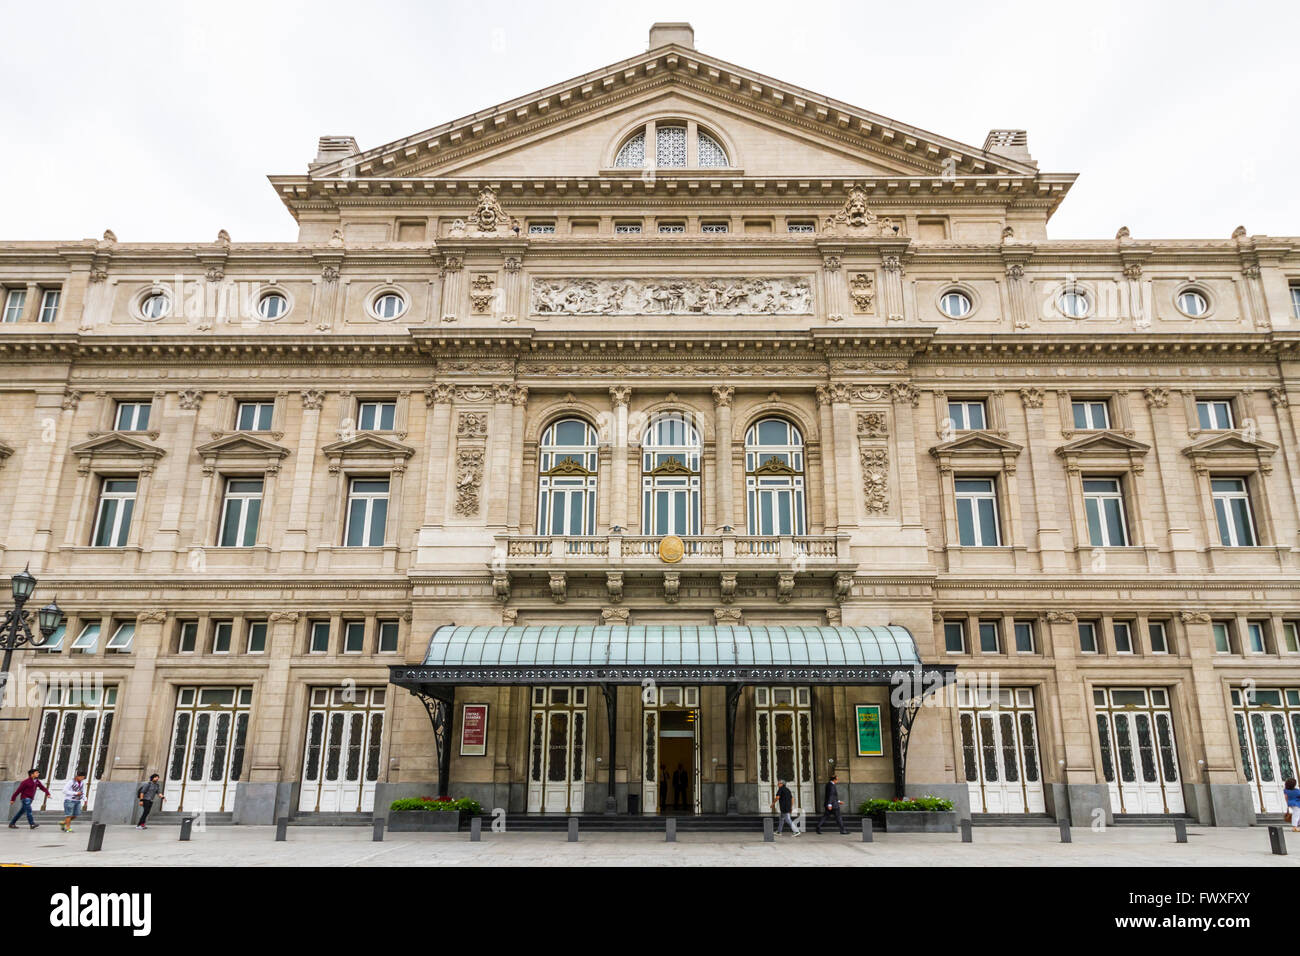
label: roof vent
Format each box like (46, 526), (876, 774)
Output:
(649, 22), (694, 50)
(982, 129), (1033, 165)
(314, 135), (360, 165)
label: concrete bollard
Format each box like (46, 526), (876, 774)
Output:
(372, 818), (385, 842)
(861, 818), (873, 843)
(275, 817), (288, 842)
(1269, 825), (1288, 855)
(666, 817), (676, 843)
(1173, 819), (1187, 844)
(763, 816), (774, 842)
(1059, 819), (1072, 843)
(470, 817), (482, 842)
(567, 817), (578, 842)
(179, 817), (193, 842)
(960, 819), (973, 843)
(86, 823), (105, 852)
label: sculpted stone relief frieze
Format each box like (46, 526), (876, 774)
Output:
(455, 447), (485, 517)
(530, 277), (813, 316)
(517, 361), (828, 378)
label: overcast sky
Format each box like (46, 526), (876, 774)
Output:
(2, 0), (1295, 243)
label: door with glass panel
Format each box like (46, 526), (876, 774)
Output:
(167, 687), (252, 813)
(1094, 687), (1184, 814)
(754, 687), (814, 812)
(31, 684), (117, 812)
(1231, 687), (1300, 814)
(526, 686), (586, 813)
(640, 686), (700, 814)
(957, 686), (1045, 814)
(298, 687), (386, 813)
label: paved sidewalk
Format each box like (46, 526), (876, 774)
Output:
(1, 824), (1298, 866)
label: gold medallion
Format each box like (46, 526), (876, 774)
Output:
(658, 534), (684, 564)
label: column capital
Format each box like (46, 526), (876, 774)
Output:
(711, 385), (734, 408)
(609, 385), (632, 408)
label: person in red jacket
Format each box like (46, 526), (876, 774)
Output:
(9, 769), (51, 829)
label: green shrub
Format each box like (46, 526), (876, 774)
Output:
(858, 795), (955, 814)
(389, 797), (483, 815)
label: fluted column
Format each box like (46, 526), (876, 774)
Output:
(815, 386), (838, 533)
(487, 384), (514, 529)
(829, 384), (860, 530)
(609, 386), (631, 530)
(712, 386), (734, 531)
(507, 386), (528, 532)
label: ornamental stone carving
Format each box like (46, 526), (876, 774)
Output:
(269, 611), (300, 624)
(711, 385), (734, 408)
(503, 256), (522, 274)
(857, 411), (888, 439)
(178, 389), (204, 410)
(424, 383), (454, 406)
(470, 274), (496, 314)
(882, 255), (904, 275)
(776, 571), (795, 604)
(850, 272), (875, 313)
(320, 265), (340, 283)
(455, 447), (485, 517)
(1180, 610), (1211, 624)
(549, 571), (567, 605)
(609, 386), (631, 408)
(714, 607), (743, 626)
(823, 187), (903, 237)
(834, 572), (854, 602)
(719, 571), (737, 604)
(602, 607), (630, 624)
(456, 412), (488, 439)
(136, 608), (167, 624)
(1143, 387), (1170, 409)
(889, 383), (920, 407)
(301, 389), (325, 410)
(606, 571), (623, 604)
(1046, 610), (1077, 624)
(501, 608), (518, 625)
(1005, 264), (1025, 280)
(1269, 387), (1289, 408)
(1019, 387), (1044, 409)
(822, 254), (841, 272)
(824, 607), (842, 625)
(663, 571), (680, 604)
(860, 448), (889, 514)
(465, 187), (518, 235)
(62, 389), (81, 411)
(531, 277), (812, 316)
(493, 572), (510, 603)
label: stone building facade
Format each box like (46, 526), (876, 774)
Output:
(1, 23), (1298, 826)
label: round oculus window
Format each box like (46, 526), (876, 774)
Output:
(257, 292), (288, 319)
(1176, 289), (1208, 317)
(138, 291), (171, 320)
(939, 290), (973, 318)
(372, 292), (407, 320)
(1058, 289), (1091, 318)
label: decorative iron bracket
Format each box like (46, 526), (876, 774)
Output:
(412, 684), (456, 798)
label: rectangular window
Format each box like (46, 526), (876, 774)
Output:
(357, 401), (396, 431)
(2, 288), (26, 322)
(1211, 478), (1257, 547)
(527, 223), (555, 235)
(38, 288), (60, 323)
(1147, 621), (1169, 654)
(1078, 621), (1098, 654)
(235, 401), (274, 431)
(343, 621), (365, 654)
(378, 620), (399, 653)
(947, 400), (987, 431)
(71, 622), (100, 653)
(178, 621), (198, 653)
(1283, 622), (1299, 654)
(614, 222), (642, 234)
(92, 478), (137, 547)
(1083, 477), (1129, 547)
(1112, 621), (1133, 654)
(309, 621), (330, 654)
(212, 621), (233, 654)
(246, 621), (267, 654)
(105, 622), (135, 652)
(1212, 621), (1232, 654)
(1196, 399), (1234, 430)
(1292, 284), (1300, 318)
(1013, 620), (1036, 653)
(344, 478), (389, 547)
(219, 478), (263, 547)
(978, 620), (1000, 653)
(39, 622), (66, 652)
(954, 478), (1000, 546)
(1071, 400), (1110, 430)
(786, 222), (815, 234)
(657, 223), (685, 234)
(943, 621), (965, 653)
(114, 401), (151, 431)
(701, 222), (729, 234)
(1245, 621), (1267, 654)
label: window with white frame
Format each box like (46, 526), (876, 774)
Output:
(528, 223), (556, 235)
(1078, 620), (1099, 654)
(343, 621), (365, 654)
(612, 124), (729, 169)
(378, 620), (399, 654)
(38, 622), (66, 653)
(701, 222), (729, 234)
(236, 401), (274, 431)
(246, 621), (267, 654)
(947, 400), (987, 431)
(309, 621), (330, 654)
(344, 478), (389, 547)
(1212, 621), (1233, 654)
(212, 621), (233, 654)
(954, 478), (1000, 546)
(92, 478), (137, 547)
(787, 222), (815, 234)
(106, 622), (134, 653)
(1083, 477), (1129, 547)
(38, 288), (60, 322)
(218, 478), (263, 547)
(641, 413), (701, 536)
(978, 620), (1000, 653)
(939, 291), (973, 318)
(657, 223), (685, 234)
(1013, 620), (1036, 653)
(1176, 289), (1209, 317)
(371, 292), (406, 320)
(943, 621), (966, 653)
(1071, 399), (1110, 430)
(178, 621), (198, 653)
(1211, 478), (1257, 546)
(1245, 621), (1268, 654)
(114, 401), (151, 431)
(357, 401), (396, 431)
(745, 418), (806, 536)
(70, 622), (100, 653)
(1058, 288), (1091, 318)
(1283, 621), (1299, 654)
(1291, 284), (1300, 318)
(1195, 399), (1234, 430)
(1147, 621), (1169, 654)
(1112, 621), (1134, 654)
(614, 222), (642, 234)
(656, 125), (686, 167)
(537, 418), (599, 536)
(2, 288), (26, 322)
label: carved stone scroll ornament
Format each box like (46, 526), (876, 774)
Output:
(470, 275), (496, 315)
(714, 607), (743, 626)
(1046, 610), (1077, 624)
(860, 448), (889, 514)
(850, 273), (875, 313)
(857, 412), (888, 439)
(531, 277), (812, 316)
(454, 447), (485, 517)
(602, 607), (630, 624)
(1180, 610), (1211, 625)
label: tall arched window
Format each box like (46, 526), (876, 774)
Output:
(641, 413), (702, 535)
(745, 418), (806, 535)
(537, 418), (599, 535)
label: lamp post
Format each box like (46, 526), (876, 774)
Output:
(0, 566), (64, 705)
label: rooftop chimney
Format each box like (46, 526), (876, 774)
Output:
(649, 22), (694, 50)
(982, 129), (1035, 166)
(313, 135), (360, 166)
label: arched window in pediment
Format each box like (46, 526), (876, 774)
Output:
(612, 122), (730, 169)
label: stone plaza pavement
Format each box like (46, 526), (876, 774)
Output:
(1, 824), (1298, 866)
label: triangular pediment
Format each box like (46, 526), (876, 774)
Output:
(320, 433), (415, 458)
(1056, 431), (1151, 456)
(71, 433), (165, 459)
(1182, 432), (1278, 457)
(195, 433), (290, 459)
(930, 432), (1024, 456)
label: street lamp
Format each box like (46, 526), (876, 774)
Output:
(0, 565), (64, 702)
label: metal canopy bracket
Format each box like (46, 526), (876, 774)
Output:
(887, 667), (956, 799)
(599, 682), (618, 814)
(411, 684), (455, 798)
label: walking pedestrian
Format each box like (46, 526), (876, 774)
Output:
(771, 778), (800, 835)
(137, 774), (164, 829)
(815, 772), (847, 834)
(60, 772), (87, 832)
(1284, 777), (1300, 833)
(8, 769), (51, 829)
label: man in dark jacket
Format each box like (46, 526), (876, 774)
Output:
(771, 779), (800, 835)
(815, 772), (847, 834)
(672, 764), (688, 811)
(8, 769), (51, 829)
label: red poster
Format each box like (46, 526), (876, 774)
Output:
(460, 703), (488, 755)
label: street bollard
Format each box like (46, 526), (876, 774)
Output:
(861, 818), (873, 843)
(275, 817), (288, 842)
(470, 817), (482, 842)
(960, 819), (973, 843)
(1173, 819), (1187, 844)
(666, 817), (676, 843)
(763, 816), (774, 842)
(567, 817), (578, 842)
(1269, 825), (1288, 855)
(180, 817), (193, 842)
(372, 818), (385, 842)
(86, 823), (105, 852)
(1059, 818), (1072, 844)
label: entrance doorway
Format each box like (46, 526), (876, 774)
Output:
(1094, 686), (1185, 814)
(32, 684), (117, 813)
(297, 686), (386, 813)
(755, 686), (814, 812)
(527, 686), (586, 813)
(642, 686), (700, 814)
(1231, 686), (1300, 814)
(166, 686), (252, 813)
(958, 686), (1046, 813)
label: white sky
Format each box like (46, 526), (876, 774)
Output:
(1, 0), (1295, 243)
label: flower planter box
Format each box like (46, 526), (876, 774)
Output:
(870, 810), (959, 833)
(387, 810), (464, 832)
